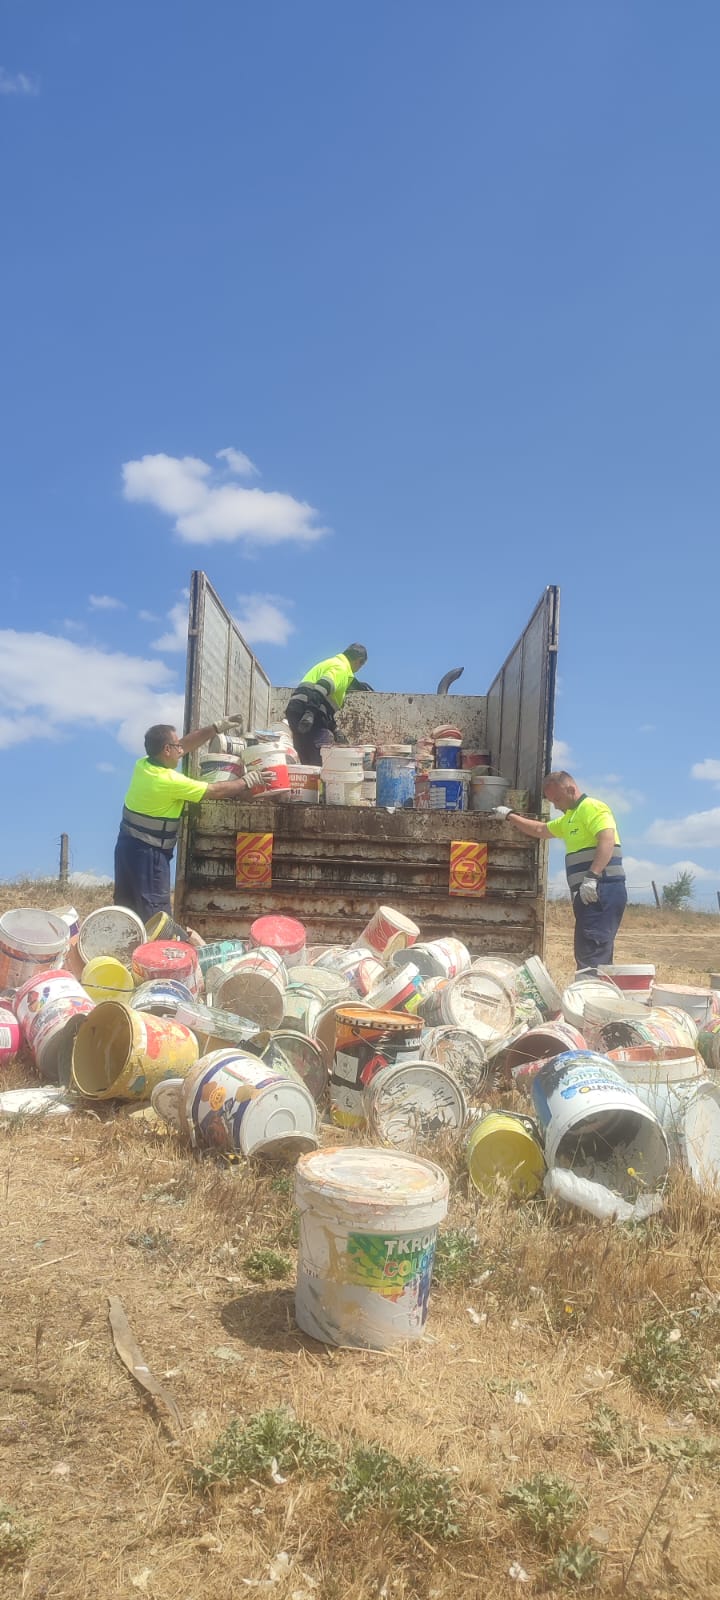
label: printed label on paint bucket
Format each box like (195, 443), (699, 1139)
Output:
(346, 1228), (438, 1311)
(0, 1028), (13, 1050)
(334, 1050), (362, 1086)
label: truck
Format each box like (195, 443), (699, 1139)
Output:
(174, 572), (560, 958)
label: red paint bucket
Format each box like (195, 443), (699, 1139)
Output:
(250, 915), (307, 968)
(0, 1005), (21, 1062)
(258, 756), (290, 793)
(131, 940), (201, 996)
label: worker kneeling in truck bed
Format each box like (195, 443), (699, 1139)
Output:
(114, 718), (269, 923)
(285, 645), (372, 765)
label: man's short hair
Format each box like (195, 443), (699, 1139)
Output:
(543, 769), (574, 788)
(344, 643), (368, 665)
(145, 724), (176, 758)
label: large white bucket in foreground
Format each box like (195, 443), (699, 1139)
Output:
(294, 1146), (448, 1349)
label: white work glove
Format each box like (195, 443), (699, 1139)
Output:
(214, 713), (244, 734)
(243, 769), (266, 792)
(578, 874), (600, 905)
(492, 805), (512, 819)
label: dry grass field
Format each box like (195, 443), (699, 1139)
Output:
(1, 884), (720, 1600)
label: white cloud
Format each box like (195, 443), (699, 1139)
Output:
(69, 870), (113, 887)
(691, 759), (720, 785)
(152, 601), (187, 654)
(216, 447), (259, 478)
(548, 846), (720, 901)
(580, 779), (644, 817)
(0, 629), (184, 753)
(647, 808), (720, 850)
(89, 594), (125, 611)
(234, 594), (294, 647)
(551, 738), (572, 766)
(138, 610), (161, 623)
(0, 68), (38, 96)
(122, 451), (327, 549)
(96, 762), (116, 774)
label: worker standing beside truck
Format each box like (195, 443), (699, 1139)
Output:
(493, 770), (627, 971)
(114, 718), (269, 923)
(285, 645), (371, 764)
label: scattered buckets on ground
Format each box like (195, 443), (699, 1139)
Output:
(131, 939), (202, 996)
(77, 906), (145, 967)
(81, 956), (134, 1003)
(294, 1147), (449, 1348)
(174, 1048), (318, 1157)
(467, 1111), (545, 1198)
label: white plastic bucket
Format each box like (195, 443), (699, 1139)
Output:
(14, 969), (94, 1083)
(469, 955), (518, 996)
(294, 1147), (449, 1347)
(324, 775), (364, 806)
(531, 1050), (669, 1193)
(651, 983), (716, 1026)
(365, 1060), (467, 1147)
(683, 1083), (720, 1192)
(287, 765), (322, 803)
(360, 906), (420, 961)
(515, 956), (561, 1019)
(607, 1046), (705, 1160)
(561, 975), (624, 1031)
(367, 964), (424, 1015)
(598, 965), (654, 1002)
(470, 775), (510, 812)
(199, 753), (245, 783)
(321, 746), (365, 775)
(393, 938), (471, 980)
(0, 909), (69, 992)
(182, 1048), (317, 1156)
(78, 907), (145, 967)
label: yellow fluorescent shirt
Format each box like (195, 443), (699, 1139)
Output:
(546, 795), (620, 851)
(302, 654), (355, 709)
(124, 759), (208, 819)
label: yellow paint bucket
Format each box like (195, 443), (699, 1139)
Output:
(81, 956), (135, 1003)
(71, 1001), (199, 1101)
(466, 1111), (545, 1198)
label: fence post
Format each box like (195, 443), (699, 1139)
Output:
(651, 880), (661, 910)
(59, 834), (69, 887)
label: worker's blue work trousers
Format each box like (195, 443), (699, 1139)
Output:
(572, 878), (627, 971)
(114, 834), (172, 923)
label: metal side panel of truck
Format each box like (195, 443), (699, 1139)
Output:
(174, 572), (560, 956)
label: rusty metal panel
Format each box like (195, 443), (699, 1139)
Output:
(270, 690), (487, 748)
(485, 587), (559, 803)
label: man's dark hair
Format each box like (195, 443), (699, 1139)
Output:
(145, 724), (177, 759)
(344, 643), (368, 666)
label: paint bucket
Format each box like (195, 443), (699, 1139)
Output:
(243, 737), (288, 768)
(77, 906), (145, 967)
(208, 733), (246, 757)
(174, 1001), (267, 1055)
(250, 915), (307, 968)
(594, 1007), (699, 1054)
(651, 1007), (699, 1046)
(426, 770), (469, 811)
(367, 964), (424, 1015)
(145, 911), (190, 943)
(516, 957), (562, 1020)
(462, 750), (490, 770)
(313, 945), (373, 983)
(420, 1025), (491, 1098)
(582, 991), (651, 1046)
(434, 738), (462, 769)
(131, 979), (196, 1017)
(287, 765), (321, 803)
(503, 1022), (588, 1077)
(435, 970), (515, 1042)
(651, 983), (716, 1026)
(697, 1017), (720, 1073)
(376, 756), (416, 809)
(469, 956), (518, 996)
(196, 940), (246, 977)
(598, 965), (655, 1002)
(393, 938), (471, 980)
(531, 1051), (670, 1194)
(0, 1005), (20, 1062)
(294, 1147), (449, 1348)
(214, 948), (287, 1029)
(561, 976), (624, 1031)
(53, 905), (81, 939)
(607, 1046), (706, 1160)
(182, 1049), (317, 1155)
(682, 1083), (720, 1192)
(199, 753), (245, 783)
(262, 1031), (328, 1104)
(470, 775), (510, 812)
(281, 983), (327, 1037)
(467, 1112), (545, 1198)
(81, 956), (135, 1003)
(14, 969), (95, 1084)
(257, 756), (291, 793)
(324, 773), (365, 806)
(354, 957), (386, 996)
(71, 1002), (199, 1102)
(364, 1061), (467, 1147)
(362, 776), (377, 806)
(360, 906), (420, 961)
(321, 745), (366, 774)
(0, 909), (69, 992)
(132, 940), (202, 996)
(330, 1006), (424, 1127)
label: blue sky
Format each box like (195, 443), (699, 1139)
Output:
(2, 1), (720, 902)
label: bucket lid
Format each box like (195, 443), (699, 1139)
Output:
(443, 972), (515, 1039)
(366, 1061), (466, 1145)
(335, 1004), (422, 1033)
(250, 915), (306, 954)
(239, 1080), (317, 1156)
(295, 1145), (449, 1207)
(682, 1082), (720, 1191)
(78, 907), (145, 964)
(151, 1077), (186, 1129)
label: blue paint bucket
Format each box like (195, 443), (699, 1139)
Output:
(427, 770), (470, 811)
(376, 756), (416, 809)
(434, 738), (462, 770)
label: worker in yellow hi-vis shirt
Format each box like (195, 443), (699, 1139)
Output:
(114, 717), (269, 922)
(285, 645), (372, 764)
(492, 769), (627, 971)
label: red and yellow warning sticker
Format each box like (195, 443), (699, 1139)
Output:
(449, 840), (488, 897)
(235, 831), (273, 888)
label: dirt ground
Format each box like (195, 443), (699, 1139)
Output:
(1, 887), (720, 1599)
